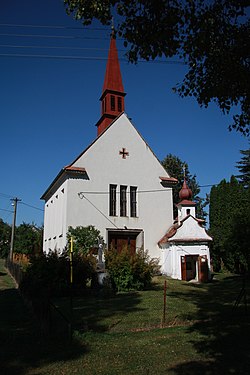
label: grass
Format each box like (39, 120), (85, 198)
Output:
(1, 259), (249, 375)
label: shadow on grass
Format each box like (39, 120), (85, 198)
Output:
(57, 290), (144, 333)
(0, 288), (87, 375)
(168, 274), (250, 374)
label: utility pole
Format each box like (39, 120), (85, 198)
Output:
(9, 197), (21, 261)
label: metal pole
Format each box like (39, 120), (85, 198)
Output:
(9, 197), (21, 261)
(162, 279), (167, 327)
(69, 236), (73, 341)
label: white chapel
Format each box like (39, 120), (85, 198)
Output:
(158, 179), (212, 282)
(41, 34), (177, 264)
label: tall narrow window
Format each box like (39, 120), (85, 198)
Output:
(111, 95), (115, 111)
(120, 185), (127, 217)
(118, 97), (122, 112)
(109, 184), (117, 216)
(130, 186), (137, 217)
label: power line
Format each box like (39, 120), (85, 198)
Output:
(0, 23), (109, 31)
(0, 208), (13, 213)
(0, 52), (185, 64)
(0, 192), (14, 199)
(0, 32), (110, 40)
(0, 192), (44, 212)
(0, 53), (113, 61)
(0, 43), (111, 52)
(20, 202), (44, 212)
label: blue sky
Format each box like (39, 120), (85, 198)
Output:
(0, 0), (248, 227)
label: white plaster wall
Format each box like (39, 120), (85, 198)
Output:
(44, 114), (174, 260)
(178, 205), (196, 221)
(170, 216), (212, 242)
(43, 180), (68, 253)
(161, 243), (211, 280)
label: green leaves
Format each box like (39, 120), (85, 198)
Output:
(209, 176), (249, 272)
(161, 153), (207, 219)
(67, 225), (103, 255)
(105, 247), (159, 292)
(64, 0), (250, 135)
(0, 219), (11, 258)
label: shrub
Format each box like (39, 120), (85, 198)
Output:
(104, 247), (159, 292)
(67, 225), (104, 255)
(19, 251), (97, 299)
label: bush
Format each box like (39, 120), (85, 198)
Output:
(19, 251), (97, 299)
(104, 247), (159, 292)
(67, 225), (104, 255)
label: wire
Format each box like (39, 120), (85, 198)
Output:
(77, 184), (216, 196)
(0, 44), (111, 51)
(0, 32), (110, 40)
(20, 202), (44, 212)
(78, 193), (118, 228)
(0, 208), (13, 213)
(0, 23), (109, 31)
(0, 192), (14, 199)
(0, 53), (112, 60)
(0, 52), (185, 64)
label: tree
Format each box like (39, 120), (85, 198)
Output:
(236, 146), (250, 188)
(161, 153), (207, 219)
(209, 176), (249, 272)
(64, 0), (250, 135)
(15, 223), (43, 255)
(0, 219), (11, 258)
(67, 225), (104, 255)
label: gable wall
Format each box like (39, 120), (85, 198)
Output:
(65, 114), (173, 259)
(42, 114), (174, 260)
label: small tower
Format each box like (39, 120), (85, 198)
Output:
(177, 178), (196, 223)
(96, 32), (126, 136)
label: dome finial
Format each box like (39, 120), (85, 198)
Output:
(179, 166), (192, 200)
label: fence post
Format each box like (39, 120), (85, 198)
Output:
(162, 279), (167, 327)
(69, 236), (74, 341)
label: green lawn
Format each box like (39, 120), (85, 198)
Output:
(1, 259), (249, 375)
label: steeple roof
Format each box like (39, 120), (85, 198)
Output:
(178, 178), (196, 206)
(179, 178), (192, 201)
(101, 33), (124, 97)
(96, 32), (126, 136)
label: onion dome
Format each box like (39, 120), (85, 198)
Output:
(179, 179), (192, 200)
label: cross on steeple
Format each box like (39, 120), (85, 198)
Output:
(182, 164), (187, 178)
(119, 148), (129, 159)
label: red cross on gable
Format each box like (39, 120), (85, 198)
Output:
(119, 148), (129, 159)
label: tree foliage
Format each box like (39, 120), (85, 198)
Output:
(236, 146), (250, 188)
(67, 225), (103, 255)
(105, 246), (160, 291)
(64, 0), (250, 135)
(161, 153), (208, 219)
(0, 219), (11, 258)
(15, 223), (43, 255)
(19, 251), (97, 299)
(209, 176), (249, 272)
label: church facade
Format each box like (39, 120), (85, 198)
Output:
(41, 34), (177, 264)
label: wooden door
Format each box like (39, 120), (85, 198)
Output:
(181, 256), (186, 281)
(198, 255), (208, 282)
(109, 232), (136, 254)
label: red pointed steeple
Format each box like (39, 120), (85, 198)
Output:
(96, 32), (126, 135)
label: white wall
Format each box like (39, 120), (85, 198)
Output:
(161, 243), (211, 280)
(43, 114), (174, 262)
